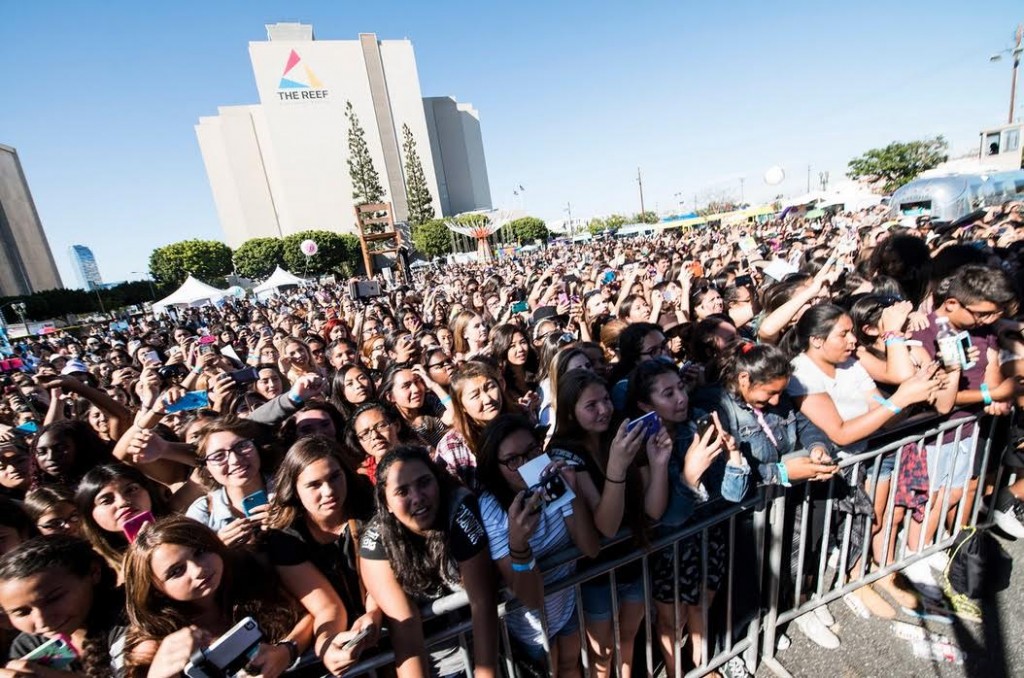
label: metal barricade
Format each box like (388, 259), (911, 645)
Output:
(317, 413), (1012, 677)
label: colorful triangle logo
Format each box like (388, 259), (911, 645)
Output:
(278, 49), (322, 89)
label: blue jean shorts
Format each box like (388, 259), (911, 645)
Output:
(579, 577), (645, 622)
(516, 609), (581, 661)
(925, 433), (977, 493)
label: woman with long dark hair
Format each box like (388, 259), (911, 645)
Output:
(344, 402), (427, 482)
(327, 362), (377, 418)
(379, 364), (451, 448)
(30, 419), (112, 489)
(0, 535), (126, 677)
(490, 324), (539, 402)
(359, 446), (498, 677)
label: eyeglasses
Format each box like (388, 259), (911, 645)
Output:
(357, 421), (393, 443)
(960, 303), (1002, 323)
(498, 444), (542, 471)
(202, 439), (257, 466)
(640, 342), (669, 358)
(428, 358), (454, 370)
(38, 514), (80, 531)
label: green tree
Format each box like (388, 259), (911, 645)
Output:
(232, 238), (285, 280)
(605, 214), (628, 231)
(507, 216), (549, 244)
(587, 217), (607, 236)
(346, 101), (386, 205)
(412, 219), (452, 258)
(634, 211), (659, 224)
(149, 239), (233, 287)
(282, 230), (361, 277)
(401, 124), (435, 226)
(846, 136), (949, 194)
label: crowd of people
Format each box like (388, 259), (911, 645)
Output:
(1, 198), (1024, 677)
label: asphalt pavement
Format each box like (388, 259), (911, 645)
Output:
(757, 531), (1024, 678)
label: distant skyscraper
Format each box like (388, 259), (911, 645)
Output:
(69, 245), (102, 290)
(195, 23), (492, 247)
(0, 144), (63, 295)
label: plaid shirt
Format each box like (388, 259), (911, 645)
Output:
(436, 429), (478, 491)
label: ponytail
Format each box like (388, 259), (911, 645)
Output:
(780, 303), (847, 360)
(718, 340), (792, 397)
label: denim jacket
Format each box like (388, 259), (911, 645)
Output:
(691, 386), (832, 487)
(659, 415), (751, 528)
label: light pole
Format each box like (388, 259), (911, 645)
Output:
(990, 23), (1023, 124)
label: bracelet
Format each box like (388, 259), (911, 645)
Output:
(508, 546), (532, 557)
(981, 383), (993, 406)
(605, 475), (627, 484)
(511, 559), (537, 572)
(191, 366), (203, 375)
(276, 640), (299, 668)
(884, 337), (906, 347)
(881, 331), (902, 343)
(872, 394), (902, 414)
(776, 462), (792, 487)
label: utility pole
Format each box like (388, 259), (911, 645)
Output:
(807, 165), (812, 193)
(636, 168), (646, 217)
(1011, 23), (1022, 124)
(565, 202), (573, 238)
(739, 178), (745, 205)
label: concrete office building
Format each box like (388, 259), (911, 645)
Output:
(423, 97), (492, 216)
(0, 145), (62, 296)
(196, 23), (492, 247)
(70, 245), (103, 290)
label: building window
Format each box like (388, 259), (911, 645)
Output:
(1003, 128), (1020, 153)
(986, 132), (1001, 155)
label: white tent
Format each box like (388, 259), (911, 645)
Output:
(253, 267), (309, 299)
(152, 275), (228, 314)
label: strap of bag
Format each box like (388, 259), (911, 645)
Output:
(943, 525), (977, 579)
(348, 519), (367, 603)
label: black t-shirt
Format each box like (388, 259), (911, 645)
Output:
(359, 490), (487, 600)
(265, 519), (366, 622)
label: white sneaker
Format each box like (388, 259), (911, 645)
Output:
(926, 550), (949, 572)
(776, 633), (791, 651)
(794, 611), (841, 649)
(843, 592), (871, 620)
(813, 604), (835, 627)
(827, 547), (841, 570)
(902, 558), (944, 601)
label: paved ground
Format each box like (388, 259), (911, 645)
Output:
(757, 532), (1024, 678)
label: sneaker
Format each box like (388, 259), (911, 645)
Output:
(843, 592), (871, 620)
(719, 656), (753, 678)
(794, 611), (841, 649)
(875, 572), (919, 610)
(813, 604), (835, 627)
(941, 578), (982, 624)
(902, 558), (944, 602)
(993, 488), (1024, 539)
(776, 633), (791, 651)
(849, 585), (896, 619)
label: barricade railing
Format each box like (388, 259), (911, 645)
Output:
(323, 412), (1012, 677)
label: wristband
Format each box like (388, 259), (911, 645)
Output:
(872, 395), (902, 414)
(776, 462), (792, 487)
(276, 640), (299, 668)
(440, 394), (452, 405)
(981, 383), (993, 406)
(884, 337), (906, 347)
(511, 559), (536, 572)
(287, 390), (304, 406)
(881, 331), (902, 343)
(605, 475), (627, 484)
(191, 366), (203, 375)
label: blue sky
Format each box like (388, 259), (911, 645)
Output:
(2, 1), (1021, 287)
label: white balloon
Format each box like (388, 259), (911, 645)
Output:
(764, 166), (786, 186)
(300, 239), (318, 256)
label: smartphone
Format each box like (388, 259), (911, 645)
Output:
(165, 390), (210, 414)
(601, 270), (616, 285)
(261, 327), (273, 338)
(511, 300), (530, 313)
(695, 414), (719, 444)
(122, 511), (155, 543)
(735, 274), (753, 288)
(341, 624), (374, 651)
(157, 364), (189, 382)
(141, 349), (160, 365)
(198, 343), (216, 356)
(957, 331), (976, 369)
(242, 489), (269, 517)
(687, 261), (704, 277)
(22, 635), (78, 669)
(229, 367), (259, 385)
(626, 411), (661, 439)
(198, 335), (217, 345)
(13, 420), (38, 435)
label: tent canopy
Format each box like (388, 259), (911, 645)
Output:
(253, 267), (309, 297)
(152, 276), (227, 313)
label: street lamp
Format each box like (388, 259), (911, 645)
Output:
(0, 302), (28, 337)
(990, 23), (1023, 124)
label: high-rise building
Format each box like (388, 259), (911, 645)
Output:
(0, 144), (63, 295)
(69, 245), (102, 290)
(196, 23), (492, 247)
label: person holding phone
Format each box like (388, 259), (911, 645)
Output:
(122, 517), (311, 678)
(75, 463), (169, 575)
(547, 369), (670, 678)
(185, 417), (277, 547)
(0, 535), (126, 677)
(474, 414), (598, 675)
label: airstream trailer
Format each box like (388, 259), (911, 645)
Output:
(888, 171), (1024, 223)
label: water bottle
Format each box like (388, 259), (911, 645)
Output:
(935, 316), (962, 369)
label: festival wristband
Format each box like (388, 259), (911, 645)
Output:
(884, 337), (906, 347)
(287, 391), (304, 406)
(776, 462), (791, 487)
(872, 395), (902, 414)
(511, 559), (537, 572)
(981, 383), (993, 406)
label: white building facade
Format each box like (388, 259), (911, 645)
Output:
(69, 245), (102, 290)
(196, 24), (491, 247)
